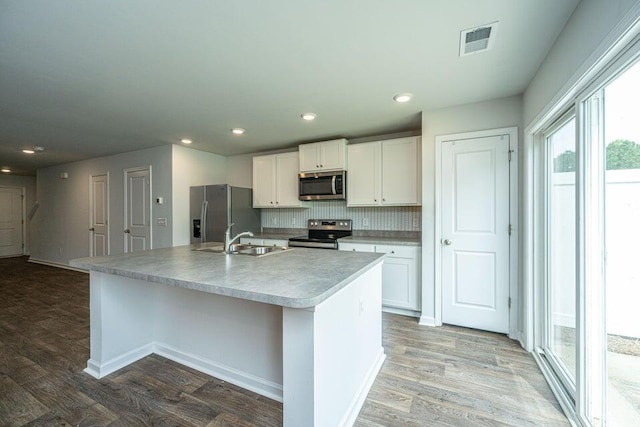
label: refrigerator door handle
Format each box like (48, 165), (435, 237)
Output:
(201, 200), (209, 241)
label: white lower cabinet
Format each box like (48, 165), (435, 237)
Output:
(339, 242), (421, 316)
(240, 237), (289, 247)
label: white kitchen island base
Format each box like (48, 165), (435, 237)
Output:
(83, 262), (384, 427)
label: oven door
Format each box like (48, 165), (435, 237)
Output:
(299, 171), (345, 200)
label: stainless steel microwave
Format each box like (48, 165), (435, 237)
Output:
(299, 170), (346, 200)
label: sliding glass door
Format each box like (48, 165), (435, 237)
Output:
(535, 52), (640, 427)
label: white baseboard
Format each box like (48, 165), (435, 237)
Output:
(29, 257), (88, 273)
(382, 306), (421, 318)
(84, 343), (154, 379)
(154, 342), (283, 402)
(83, 341), (283, 402)
(418, 315), (437, 326)
(339, 349), (386, 427)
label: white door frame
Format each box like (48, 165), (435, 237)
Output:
(89, 172), (110, 256)
(434, 127), (519, 339)
(0, 185), (26, 256)
(123, 166), (152, 252)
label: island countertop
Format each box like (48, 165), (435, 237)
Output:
(70, 244), (385, 309)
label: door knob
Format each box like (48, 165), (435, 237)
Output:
(89, 227), (95, 232)
(443, 239), (452, 245)
(124, 229), (131, 234)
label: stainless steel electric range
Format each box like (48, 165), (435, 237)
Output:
(288, 219), (352, 249)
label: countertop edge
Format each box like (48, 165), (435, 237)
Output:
(70, 255), (386, 309)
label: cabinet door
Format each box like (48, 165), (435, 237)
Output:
(252, 155), (276, 207)
(377, 245), (420, 311)
(276, 152), (302, 207)
(381, 257), (416, 309)
(298, 143), (320, 172)
(381, 137), (421, 205)
(319, 139), (346, 170)
(347, 142), (380, 206)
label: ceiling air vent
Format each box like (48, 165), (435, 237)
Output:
(459, 21), (498, 57)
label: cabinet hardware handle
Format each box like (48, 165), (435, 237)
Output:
(391, 251), (395, 254)
(316, 164), (319, 168)
(383, 198), (386, 202)
(270, 201), (273, 204)
(352, 249), (356, 251)
(374, 199), (377, 202)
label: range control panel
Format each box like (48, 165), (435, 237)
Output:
(307, 219), (352, 231)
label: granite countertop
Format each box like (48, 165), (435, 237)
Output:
(70, 243), (384, 309)
(338, 235), (421, 246)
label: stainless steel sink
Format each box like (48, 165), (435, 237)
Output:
(193, 244), (290, 257)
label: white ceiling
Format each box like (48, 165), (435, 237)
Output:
(0, 0), (579, 175)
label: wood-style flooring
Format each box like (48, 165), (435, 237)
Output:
(0, 256), (568, 426)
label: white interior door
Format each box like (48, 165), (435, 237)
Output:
(90, 174), (109, 257)
(441, 135), (510, 333)
(124, 168), (151, 253)
(0, 187), (23, 257)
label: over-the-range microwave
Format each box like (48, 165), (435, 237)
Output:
(299, 170), (346, 201)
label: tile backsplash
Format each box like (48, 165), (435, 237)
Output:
(261, 201), (421, 231)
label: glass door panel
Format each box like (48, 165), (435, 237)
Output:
(546, 116), (577, 391)
(603, 60), (640, 427)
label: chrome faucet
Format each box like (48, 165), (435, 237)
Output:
(224, 223), (254, 253)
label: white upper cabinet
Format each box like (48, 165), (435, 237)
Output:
(381, 137), (421, 205)
(347, 136), (421, 207)
(275, 152), (301, 207)
(346, 142), (380, 206)
(299, 138), (347, 172)
(253, 152), (306, 208)
(252, 154), (276, 207)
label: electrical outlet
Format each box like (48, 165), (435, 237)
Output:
(58, 247), (63, 254)
(413, 217), (419, 229)
(362, 217), (369, 228)
(272, 217), (277, 225)
(291, 217), (296, 226)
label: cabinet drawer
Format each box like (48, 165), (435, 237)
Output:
(240, 238), (263, 245)
(262, 239), (289, 247)
(375, 245), (416, 259)
(338, 242), (375, 252)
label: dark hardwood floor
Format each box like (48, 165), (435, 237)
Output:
(0, 256), (568, 426)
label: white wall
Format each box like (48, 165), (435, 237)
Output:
(32, 145), (173, 266)
(172, 145), (228, 246)
(523, 0), (639, 127)
(0, 174), (37, 254)
(227, 154), (253, 188)
(420, 95), (523, 324)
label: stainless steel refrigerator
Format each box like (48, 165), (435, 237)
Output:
(190, 185), (261, 244)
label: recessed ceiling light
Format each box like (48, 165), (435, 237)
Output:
(180, 138), (192, 144)
(22, 145), (44, 154)
(393, 93), (413, 103)
(1, 168), (10, 173)
(231, 128), (245, 135)
(301, 113), (317, 121)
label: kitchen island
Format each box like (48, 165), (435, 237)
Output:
(71, 244), (386, 427)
